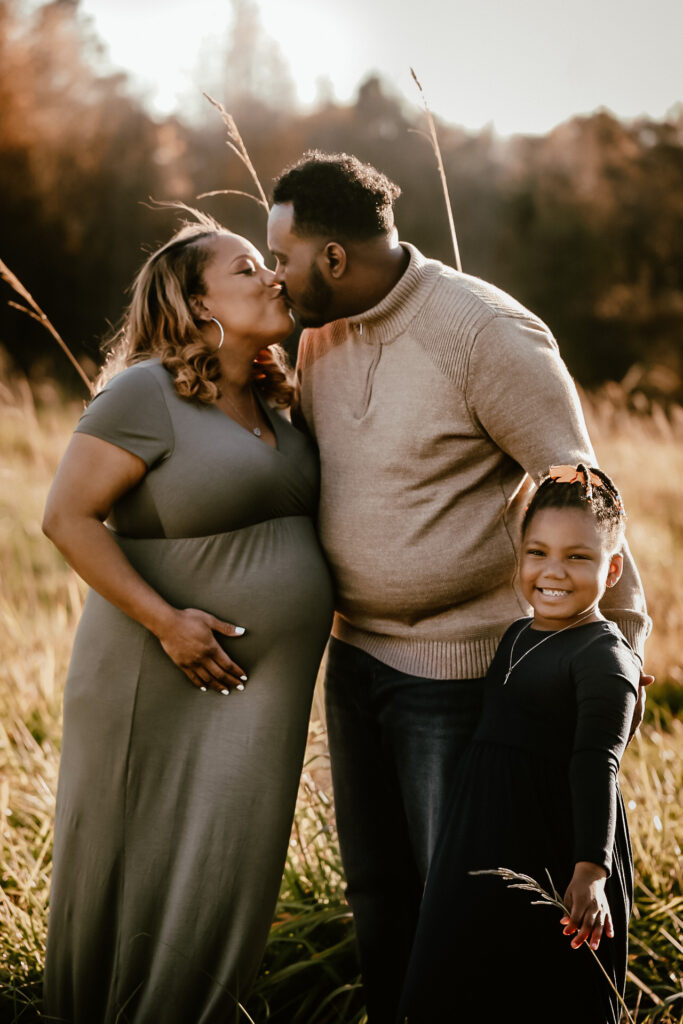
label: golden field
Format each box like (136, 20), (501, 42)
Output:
(0, 374), (681, 1023)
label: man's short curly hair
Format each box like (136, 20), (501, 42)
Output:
(271, 151), (401, 241)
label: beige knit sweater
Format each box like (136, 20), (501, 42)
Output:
(296, 243), (651, 679)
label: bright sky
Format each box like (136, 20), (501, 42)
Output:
(78, 0), (682, 136)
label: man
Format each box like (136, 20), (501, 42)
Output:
(266, 151), (651, 1023)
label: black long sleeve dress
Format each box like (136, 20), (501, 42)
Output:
(397, 618), (640, 1024)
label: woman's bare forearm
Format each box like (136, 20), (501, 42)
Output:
(43, 434), (247, 690)
(43, 512), (248, 691)
(43, 513), (177, 638)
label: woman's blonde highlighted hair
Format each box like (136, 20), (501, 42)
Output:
(96, 209), (294, 406)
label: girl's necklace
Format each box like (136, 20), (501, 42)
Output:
(221, 385), (262, 437)
(503, 609), (597, 685)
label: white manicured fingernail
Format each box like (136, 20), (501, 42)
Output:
(221, 688), (230, 695)
(234, 626), (245, 635)
(199, 686), (207, 692)
(236, 683), (245, 691)
(240, 675), (247, 681)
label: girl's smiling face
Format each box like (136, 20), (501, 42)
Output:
(520, 506), (623, 631)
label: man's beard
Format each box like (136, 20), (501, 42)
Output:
(297, 261), (334, 328)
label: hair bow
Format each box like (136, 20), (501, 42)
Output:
(548, 465), (604, 489)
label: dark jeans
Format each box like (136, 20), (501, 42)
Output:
(325, 637), (484, 1024)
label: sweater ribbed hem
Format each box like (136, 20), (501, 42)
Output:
(333, 611), (652, 680)
(332, 616), (498, 680)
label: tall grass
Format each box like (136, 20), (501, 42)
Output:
(0, 375), (681, 1023)
(580, 385), (683, 711)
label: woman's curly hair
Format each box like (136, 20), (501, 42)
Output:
(95, 210), (294, 407)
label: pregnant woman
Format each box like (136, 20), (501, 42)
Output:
(42, 213), (334, 1024)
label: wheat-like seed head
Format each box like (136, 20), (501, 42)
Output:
(469, 866), (635, 1022)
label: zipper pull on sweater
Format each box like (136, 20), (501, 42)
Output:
(355, 336), (382, 420)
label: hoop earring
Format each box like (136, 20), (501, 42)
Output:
(209, 316), (224, 351)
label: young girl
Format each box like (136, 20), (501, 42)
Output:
(397, 465), (642, 1024)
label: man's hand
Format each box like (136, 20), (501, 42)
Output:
(628, 671), (655, 743)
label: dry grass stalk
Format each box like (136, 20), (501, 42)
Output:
(0, 258), (94, 395)
(409, 68), (462, 272)
(197, 94), (270, 215)
(470, 867), (635, 1023)
(626, 969), (665, 1007)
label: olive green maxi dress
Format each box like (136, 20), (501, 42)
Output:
(43, 360), (334, 1024)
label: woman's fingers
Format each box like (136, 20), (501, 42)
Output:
(185, 654), (247, 693)
(204, 656), (247, 693)
(209, 614), (246, 639)
(184, 666), (210, 691)
(159, 608), (249, 690)
(199, 612), (249, 683)
(207, 643), (248, 686)
(184, 661), (243, 695)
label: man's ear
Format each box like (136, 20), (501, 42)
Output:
(322, 242), (347, 279)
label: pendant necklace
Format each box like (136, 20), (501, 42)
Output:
(503, 609), (597, 685)
(221, 385), (262, 437)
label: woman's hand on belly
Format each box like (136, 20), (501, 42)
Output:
(158, 608), (248, 694)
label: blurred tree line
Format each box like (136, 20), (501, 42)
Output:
(1, 0), (682, 396)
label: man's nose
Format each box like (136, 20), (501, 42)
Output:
(263, 267), (282, 288)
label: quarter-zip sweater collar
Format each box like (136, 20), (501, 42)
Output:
(345, 243), (441, 346)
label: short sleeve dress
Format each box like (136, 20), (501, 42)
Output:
(398, 618), (639, 1024)
(43, 360), (334, 1024)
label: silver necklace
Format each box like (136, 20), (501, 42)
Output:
(221, 386), (262, 437)
(503, 610), (597, 685)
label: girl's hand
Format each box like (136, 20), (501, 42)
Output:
(560, 862), (613, 951)
(157, 608), (248, 694)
